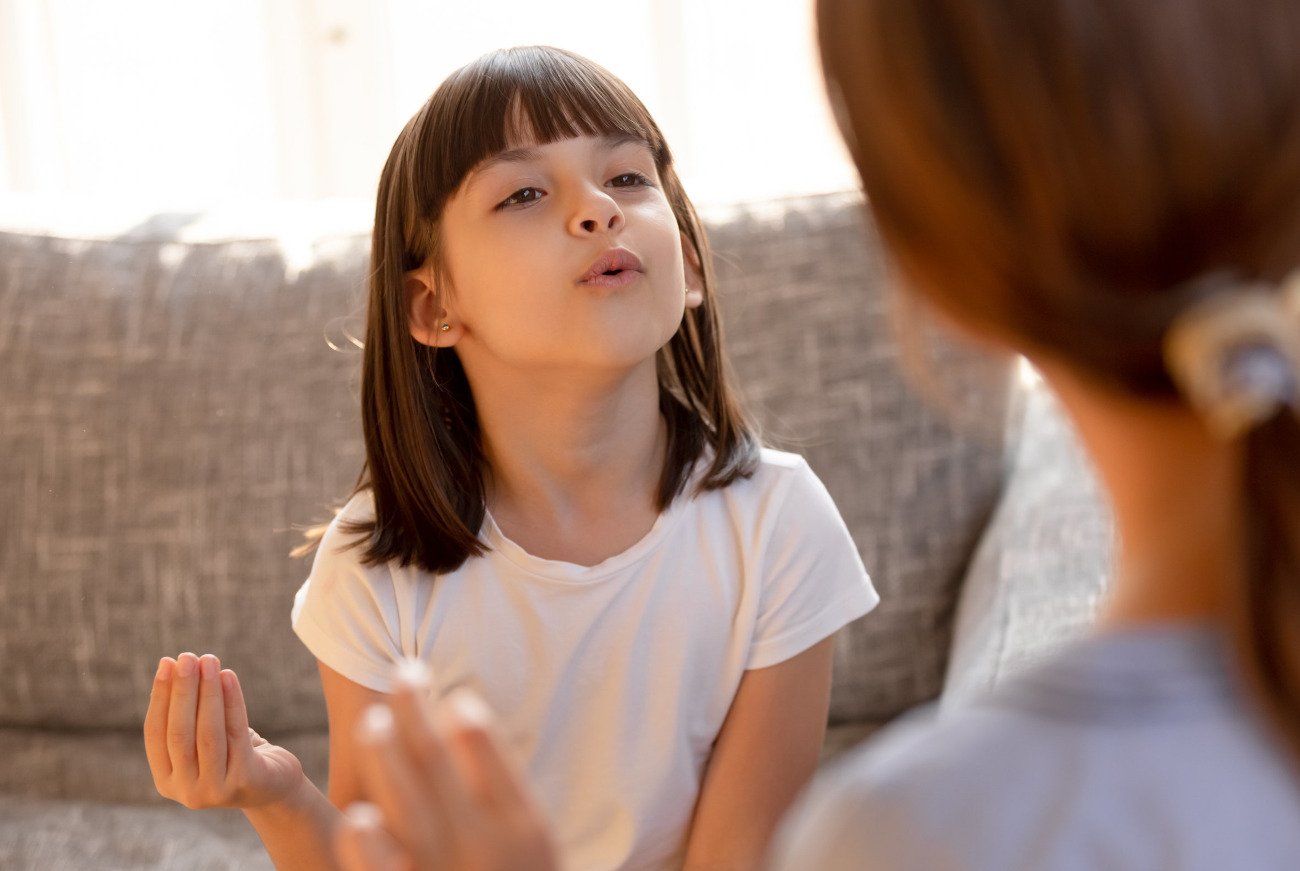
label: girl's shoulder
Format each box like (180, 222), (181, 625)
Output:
(306, 489), (380, 575)
(333, 488), (377, 524)
(716, 447), (831, 510)
(754, 446), (809, 474)
(725, 446), (813, 493)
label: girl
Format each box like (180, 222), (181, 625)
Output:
(142, 45), (877, 871)
(333, 3), (1300, 870)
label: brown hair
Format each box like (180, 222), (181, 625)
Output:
(345, 45), (757, 574)
(817, 0), (1300, 754)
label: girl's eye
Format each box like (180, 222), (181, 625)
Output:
(497, 187), (544, 209)
(609, 172), (652, 189)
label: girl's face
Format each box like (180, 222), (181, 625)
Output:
(415, 133), (702, 375)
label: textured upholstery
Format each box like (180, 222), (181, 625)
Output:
(0, 229), (365, 735)
(942, 377), (1114, 705)
(0, 798), (271, 871)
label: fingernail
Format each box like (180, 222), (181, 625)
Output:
(156, 658), (173, 681)
(360, 704), (394, 742)
(200, 656), (218, 680)
(176, 655), (195, 678)
(220, 671), (235, 692)
(345, 801), (383, 829)
(447, 688), (493, 728)
(395, 658), (431, 690)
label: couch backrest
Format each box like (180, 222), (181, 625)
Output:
(706, 195), (1014, 723)
(0, 193), (1013, 735)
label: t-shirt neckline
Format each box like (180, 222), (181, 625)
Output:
(481, 490), (691, 584)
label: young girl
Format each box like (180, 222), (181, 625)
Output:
(331, 4), (1300, 871)
(142, 45), (877, 871)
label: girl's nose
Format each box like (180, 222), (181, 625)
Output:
(569, 191), (624, 236)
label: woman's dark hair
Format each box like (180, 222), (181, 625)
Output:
(345, 45), (757, 573)
(817, 0), (1300, 757)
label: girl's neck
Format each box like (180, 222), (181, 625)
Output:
(1038, 360), (1243, 631)
(467, 358), (668, 564)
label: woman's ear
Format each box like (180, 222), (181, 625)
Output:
(680, 232), (705, 310)
(406, 268), (464, 347)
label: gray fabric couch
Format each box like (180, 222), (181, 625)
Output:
(0, 192), (1112, 870)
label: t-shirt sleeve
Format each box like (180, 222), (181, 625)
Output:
(747, 457), (879, 670)
(290, 504), (406, 693)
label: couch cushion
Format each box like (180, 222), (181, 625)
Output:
(0, 797), (273, 871)
(941, 376), (1115, 705)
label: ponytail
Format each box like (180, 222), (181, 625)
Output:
(1238, 409), (1300, 761)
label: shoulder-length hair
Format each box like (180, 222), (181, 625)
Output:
(818, 0), (1300, 761)
(345, 45), (758, 574)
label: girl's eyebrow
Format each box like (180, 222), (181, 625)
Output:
(467, 134), (653, 190)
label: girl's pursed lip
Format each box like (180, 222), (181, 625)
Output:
(578, 247), (643, 281)
(578, 270), (643, 288)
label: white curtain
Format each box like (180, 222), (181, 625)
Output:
(0, 0), (857, 208)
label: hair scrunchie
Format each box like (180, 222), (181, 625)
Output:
(1164, 270), (1300, 439)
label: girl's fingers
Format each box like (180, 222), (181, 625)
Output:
(143, 657), (175, 782)
(165, 652), (202, 782)
(195, 654), (228, 781)
(334, 803), (410, 871)
(220, 668), (252, 749)
(356, 704), (446, 861)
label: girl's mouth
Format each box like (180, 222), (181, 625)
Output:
(579, 268), (642, 289)
(578, 248), (644, 285)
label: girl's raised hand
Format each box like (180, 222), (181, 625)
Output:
(143, 652), (305, 810)
(333, 664), (558, 871)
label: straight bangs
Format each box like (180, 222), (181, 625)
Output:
(417, 46), (671, 226)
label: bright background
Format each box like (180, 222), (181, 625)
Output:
(0, 0), (859, 209)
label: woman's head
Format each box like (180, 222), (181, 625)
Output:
(356, 46), (757, 573)
(816, 0), (1300, 756)
(816, 0), (1300, 391)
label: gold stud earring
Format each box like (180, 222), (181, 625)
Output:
(440, 323), (451, 332)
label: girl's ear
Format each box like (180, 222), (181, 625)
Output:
(680, 232), (705, 310)
(406, 268), (464, 348)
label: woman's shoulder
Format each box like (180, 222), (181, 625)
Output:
(773, 626), (1300, 870)
(770, 686), (1095, 870)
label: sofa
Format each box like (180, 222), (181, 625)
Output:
(0, 191), (1112, 870)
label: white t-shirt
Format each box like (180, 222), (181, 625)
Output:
(292, 448), (878, 871)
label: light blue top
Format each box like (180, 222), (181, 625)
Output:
(770, 623), (1300, 870)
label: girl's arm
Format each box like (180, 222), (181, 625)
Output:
(680, 637), (838, 871)
(243, 662), (387, 869)
(144, 653), (385, 871)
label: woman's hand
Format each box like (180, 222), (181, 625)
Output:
(332, 663), (558, 871)
(143, 652), (305, 810)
